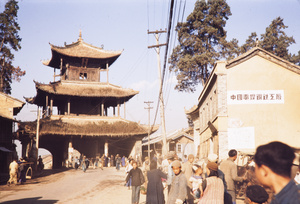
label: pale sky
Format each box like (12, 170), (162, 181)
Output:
(3, 0), (300, 135)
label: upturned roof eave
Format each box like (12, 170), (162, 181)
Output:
(49, 41), (123, 59)
(17, 117), (158, 138)
(33, 80), (139, 98)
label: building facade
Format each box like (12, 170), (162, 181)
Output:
(186, 47), (300, 160)
(0, 92), (24, 176)
(142, 129), (194, 160)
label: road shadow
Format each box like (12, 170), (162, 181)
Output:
(1, 196), (58, 204)
(0, 168), (71, 186)
(34, 168), (71, 179)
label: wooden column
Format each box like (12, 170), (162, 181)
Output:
(104, 140), (109, 157)
(99, 68), (101, 82)
(101, 103), (104, 116)
(117, 103), (120, 117)
(106, 63), (109, 83)
(60, 58), (63, 81)
(45, 95), (48, 117)
(113, 107), (115, 117)
(50, 98), (53, 115)
(67, 99), (70, 115)
(53, 68), (56, 82)
(99, 103), (101, 116)
(68, 138), (73, 168)
(124, 101), (126, 119)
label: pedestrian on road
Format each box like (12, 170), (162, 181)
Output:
(74, 156), (79, 170)
(37, 155), (44, 171)
(166, 153), (175, 194)
(198, 162), (224, 204)
(81, 156), (87, 172)
(18, 157), (27, 184)
(125, 159), (133, 189)
(121, 156), (126, 167)
(7, 159), (19, 185)
(142, 156), (150, 184)
(167, 160), (187, 204)
(115, 154), (121, 171)
(110, 155), (114, 167)
(189, 162), (203, 199)
(219, 149), (246, 204)
(125, 160), (145, 204)
(182, 154), (195, 204)
(146, 160), (167, 204)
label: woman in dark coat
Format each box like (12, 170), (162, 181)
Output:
(146, 160), (167, 204)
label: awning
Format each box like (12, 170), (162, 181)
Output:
(0, 147), (12, 152)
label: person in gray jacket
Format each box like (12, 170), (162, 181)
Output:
(219, 149), (246, 204)
(167, 160), (187, 204)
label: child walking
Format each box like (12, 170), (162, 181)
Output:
(167, 160), (187, 204)
(125, 160), (145, 204)
(189, 163), (203, 199)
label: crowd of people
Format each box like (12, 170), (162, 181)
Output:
(124, 141), (300, 204)
(7, 141), (300, 203)
(72, 154), (133, 173)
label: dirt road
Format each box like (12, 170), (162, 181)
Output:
(0, 167), (245, 204)
(0, 167), (146, 204)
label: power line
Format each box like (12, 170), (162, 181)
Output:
(144, 101), (153, 159)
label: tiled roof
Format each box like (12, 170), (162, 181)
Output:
(34, 80), (139, 98)
(226, 47), (300, 74)
(17, 116), (159, 137)
(42, 35), (123, 68)
(49, 40), (123, 59)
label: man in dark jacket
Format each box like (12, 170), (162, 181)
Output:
(126, 160), (145, 204)
(254, 141), (300, 204)
(146, 160), (167, 204)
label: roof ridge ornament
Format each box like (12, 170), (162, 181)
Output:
(78, 29), (82, 42)
(255, 37), (259, 47)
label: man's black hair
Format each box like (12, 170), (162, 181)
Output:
(228, 149), (237, 157)
(246, 185), (269, 204)
(254, 141), (295, 177)
(208, 169), (219, 177)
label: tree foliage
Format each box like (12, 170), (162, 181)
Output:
(241, 17), (300, 65)
(0, 0), (25, 94)
(169, 0), (236, 92)
(170, 3), (300, 93)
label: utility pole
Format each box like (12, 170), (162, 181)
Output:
(144, 101), (153, 160)
(148, 29), (168, 157)
(31, 107), (40, 171)
(36, 107), (40, 157)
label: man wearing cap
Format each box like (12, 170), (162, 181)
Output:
(219, 149), (246, 204)
(167, 160), (187, 204)
(245, 185), (269, 204)
(163, 152), (175, 193)
(182, 154), (195, 204)
(199, 162), (224, 203)
(208, 154), (227, 190)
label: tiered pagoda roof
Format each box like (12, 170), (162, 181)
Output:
(25, 80), (139, 106)
(42, 33), (123, 69)
(18, 116), (159, 138)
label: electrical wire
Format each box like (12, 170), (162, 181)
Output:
(149, 0), (176, 133)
